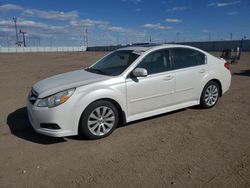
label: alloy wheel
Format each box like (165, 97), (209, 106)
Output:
(87, 106), (115, 136)
(204, 85), (219, 106)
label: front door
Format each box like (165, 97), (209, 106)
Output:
(126, 49), (175, 117)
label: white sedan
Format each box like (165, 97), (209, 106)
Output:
(27, 44), (231, 139)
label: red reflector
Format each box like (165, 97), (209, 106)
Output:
(224, 62), (230, 70)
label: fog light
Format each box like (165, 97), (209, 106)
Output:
(40, 123), (61, 129)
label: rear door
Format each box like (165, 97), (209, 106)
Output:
(171, 48), (207, 104)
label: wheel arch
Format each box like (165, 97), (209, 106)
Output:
(78, 98), (126, 134)
(200, 75), (223, 100)
(207, 79), (222, 97)
(95, 98), (127, 125)
(199, 79), (222, 108)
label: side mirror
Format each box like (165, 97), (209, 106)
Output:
(132, 68), (148, 77)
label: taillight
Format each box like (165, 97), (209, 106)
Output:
(224, 62), (230, 70)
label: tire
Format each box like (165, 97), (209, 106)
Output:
(79, 100), (119, 139)
(200, 81), (220, 109)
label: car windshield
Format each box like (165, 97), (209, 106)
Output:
(86, 50), (140, 76)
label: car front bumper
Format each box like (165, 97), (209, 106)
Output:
(26, 98), (78, 137)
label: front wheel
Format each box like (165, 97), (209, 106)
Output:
(79, 100), (119, 139)
(200, 81), (220, 109)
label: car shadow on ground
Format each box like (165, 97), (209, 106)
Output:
(7, 107), (67, 145)
(7, 106), (194, 144)
(234, 70), (250, 77)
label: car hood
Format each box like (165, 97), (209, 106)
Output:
(33, 69), (110, 98)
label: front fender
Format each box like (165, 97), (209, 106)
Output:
(72, 84), (127, 131)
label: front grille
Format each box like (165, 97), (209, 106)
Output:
(29, 88), (38, 105)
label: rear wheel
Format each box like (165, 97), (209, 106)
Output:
(79, 100), (119, 139)
(200, 81), (220, 109)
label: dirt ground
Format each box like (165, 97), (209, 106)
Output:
(0, 51), (249, 188)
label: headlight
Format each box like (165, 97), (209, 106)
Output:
(37, 88), (75, 108)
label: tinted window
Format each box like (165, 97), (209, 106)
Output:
(172, 48), (205, 69)
(137, 50), (171, 75)
(87, 50), (140, 76)
(102, 52), (130, 68)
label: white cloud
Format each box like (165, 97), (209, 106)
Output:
(0, 18), (71, 41)
(143, 23), (172, 30)
(69, 19), (108, 27)
(0, 18), (48, 28)
(23, 9), (79, 21)
(167, 6), (187, 12)
(208, 1), (240, 7)
(106, 26), (127, 33)
(0, 3), (78, 21)
(0, 4), (23, 12)
(227, 11), (238, 15)
(134, 8), (142, 12)
(0, 18), (70, 39)
(0, 27), (13, 32)
(103, 25), (140, 35)
(70, 18), (136, 34)
(20, 20), (48, 28)
(0, 3), (147, 45)
(165, 18), (182, 23)
(203, 29), (210, 33)
(0, 19), (12, 26)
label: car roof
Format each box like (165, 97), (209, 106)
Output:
(118, 44), (207, 55)
(117, 46), (153, 52)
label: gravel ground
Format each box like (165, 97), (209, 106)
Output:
(0, 51), (249, 188)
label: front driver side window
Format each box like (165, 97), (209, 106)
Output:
(137, 50), (171, 75)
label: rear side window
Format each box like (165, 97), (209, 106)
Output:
(172, 48), (206, 69)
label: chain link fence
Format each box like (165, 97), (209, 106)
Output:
(0, 46), (87, 53)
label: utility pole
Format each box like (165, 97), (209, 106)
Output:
(19, 29), (27, 47)
(83, 27), (89, 46)
(85, 27), (89, 46)
(6, 36), (10, 47)
(209, 34), (211, 41)
(230, 32), (233, 40)
(50, 38), (53, 46)
(125, 35), (128, 45)
(13, 16), (19, 46)
(116, 33), (120, 46)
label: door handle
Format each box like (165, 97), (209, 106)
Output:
(199, 69), (206, 73)
(163, 75), (174, 81)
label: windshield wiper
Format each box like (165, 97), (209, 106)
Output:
(86, 67), (107, 75)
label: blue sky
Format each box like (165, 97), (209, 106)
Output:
(0, 0), (249, 46)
